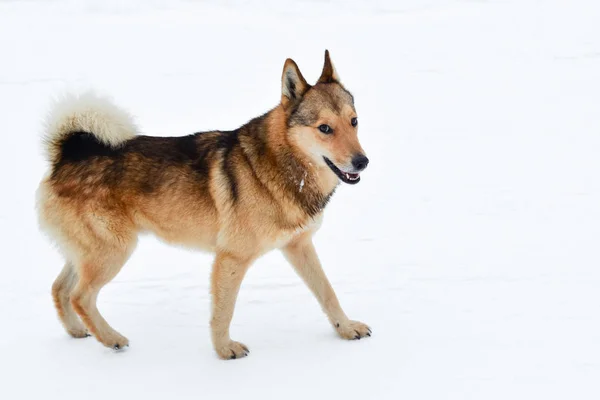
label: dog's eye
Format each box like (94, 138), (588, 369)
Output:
(318, 124), (332, 134)
(351, 117), (358, 127)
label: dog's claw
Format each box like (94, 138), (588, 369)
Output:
(113, 343), (128, 351)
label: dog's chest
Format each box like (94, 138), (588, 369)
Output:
(264, 215), (322, 251)
(270, 226), (307, 249)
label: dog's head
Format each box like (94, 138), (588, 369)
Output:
(281, 51), (368, 185)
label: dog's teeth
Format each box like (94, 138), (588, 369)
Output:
(345, 173), (350, 180)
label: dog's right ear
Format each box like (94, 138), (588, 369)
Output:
(281, 58), (310, 108)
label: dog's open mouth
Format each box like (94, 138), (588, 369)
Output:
(323, 157), (361, 184)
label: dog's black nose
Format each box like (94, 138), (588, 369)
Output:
(351, 154), (369, 171)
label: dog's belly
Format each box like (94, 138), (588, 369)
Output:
(133, 202), (219, 252)
(148, 224), (218, 252)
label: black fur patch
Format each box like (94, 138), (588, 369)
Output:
(216, 130), (240, 202)
(126, 135), (198, 163)
(244, 112), (269, 157)
(52, 131), (216, 193)
(59, 131), (119, 162)
(286, 74), (297, 100)
(300, 187), (335, 218)
(191, 136), (213, 176)
(174, 134), (199, 161)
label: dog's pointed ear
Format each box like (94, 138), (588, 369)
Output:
(281, 58), (310, 108)
(317, 49), (340, 84)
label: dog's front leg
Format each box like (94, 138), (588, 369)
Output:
(210, 251), (252, 359)
(282, 234), (371, 340)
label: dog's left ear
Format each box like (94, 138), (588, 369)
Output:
(281, 58), (310, 108)
(317, 50), (340, 84)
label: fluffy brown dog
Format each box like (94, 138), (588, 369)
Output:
(37, 50), (371, 359)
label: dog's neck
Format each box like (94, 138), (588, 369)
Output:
(240, 105), (338, 220)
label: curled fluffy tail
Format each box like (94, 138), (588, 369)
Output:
(43, 92), (138, 165)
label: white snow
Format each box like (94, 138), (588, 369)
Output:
(1, 0), (599, 399)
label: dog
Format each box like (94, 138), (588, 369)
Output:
(37, 50), (371, 359)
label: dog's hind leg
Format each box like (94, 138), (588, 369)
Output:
(70, 241), (135, 350)
(52, 262), (89, 338)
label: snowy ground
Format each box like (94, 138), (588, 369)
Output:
(1, 0), (599, 399)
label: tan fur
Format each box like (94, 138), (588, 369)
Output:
(37, 51), (370, 359)
(290, 104), (364, 172)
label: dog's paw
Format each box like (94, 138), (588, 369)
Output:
(335, 320), (372, 340)
(97, 332), (129, 351)
(68, 328), (90, 339)
(215, 340), (249, 360)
